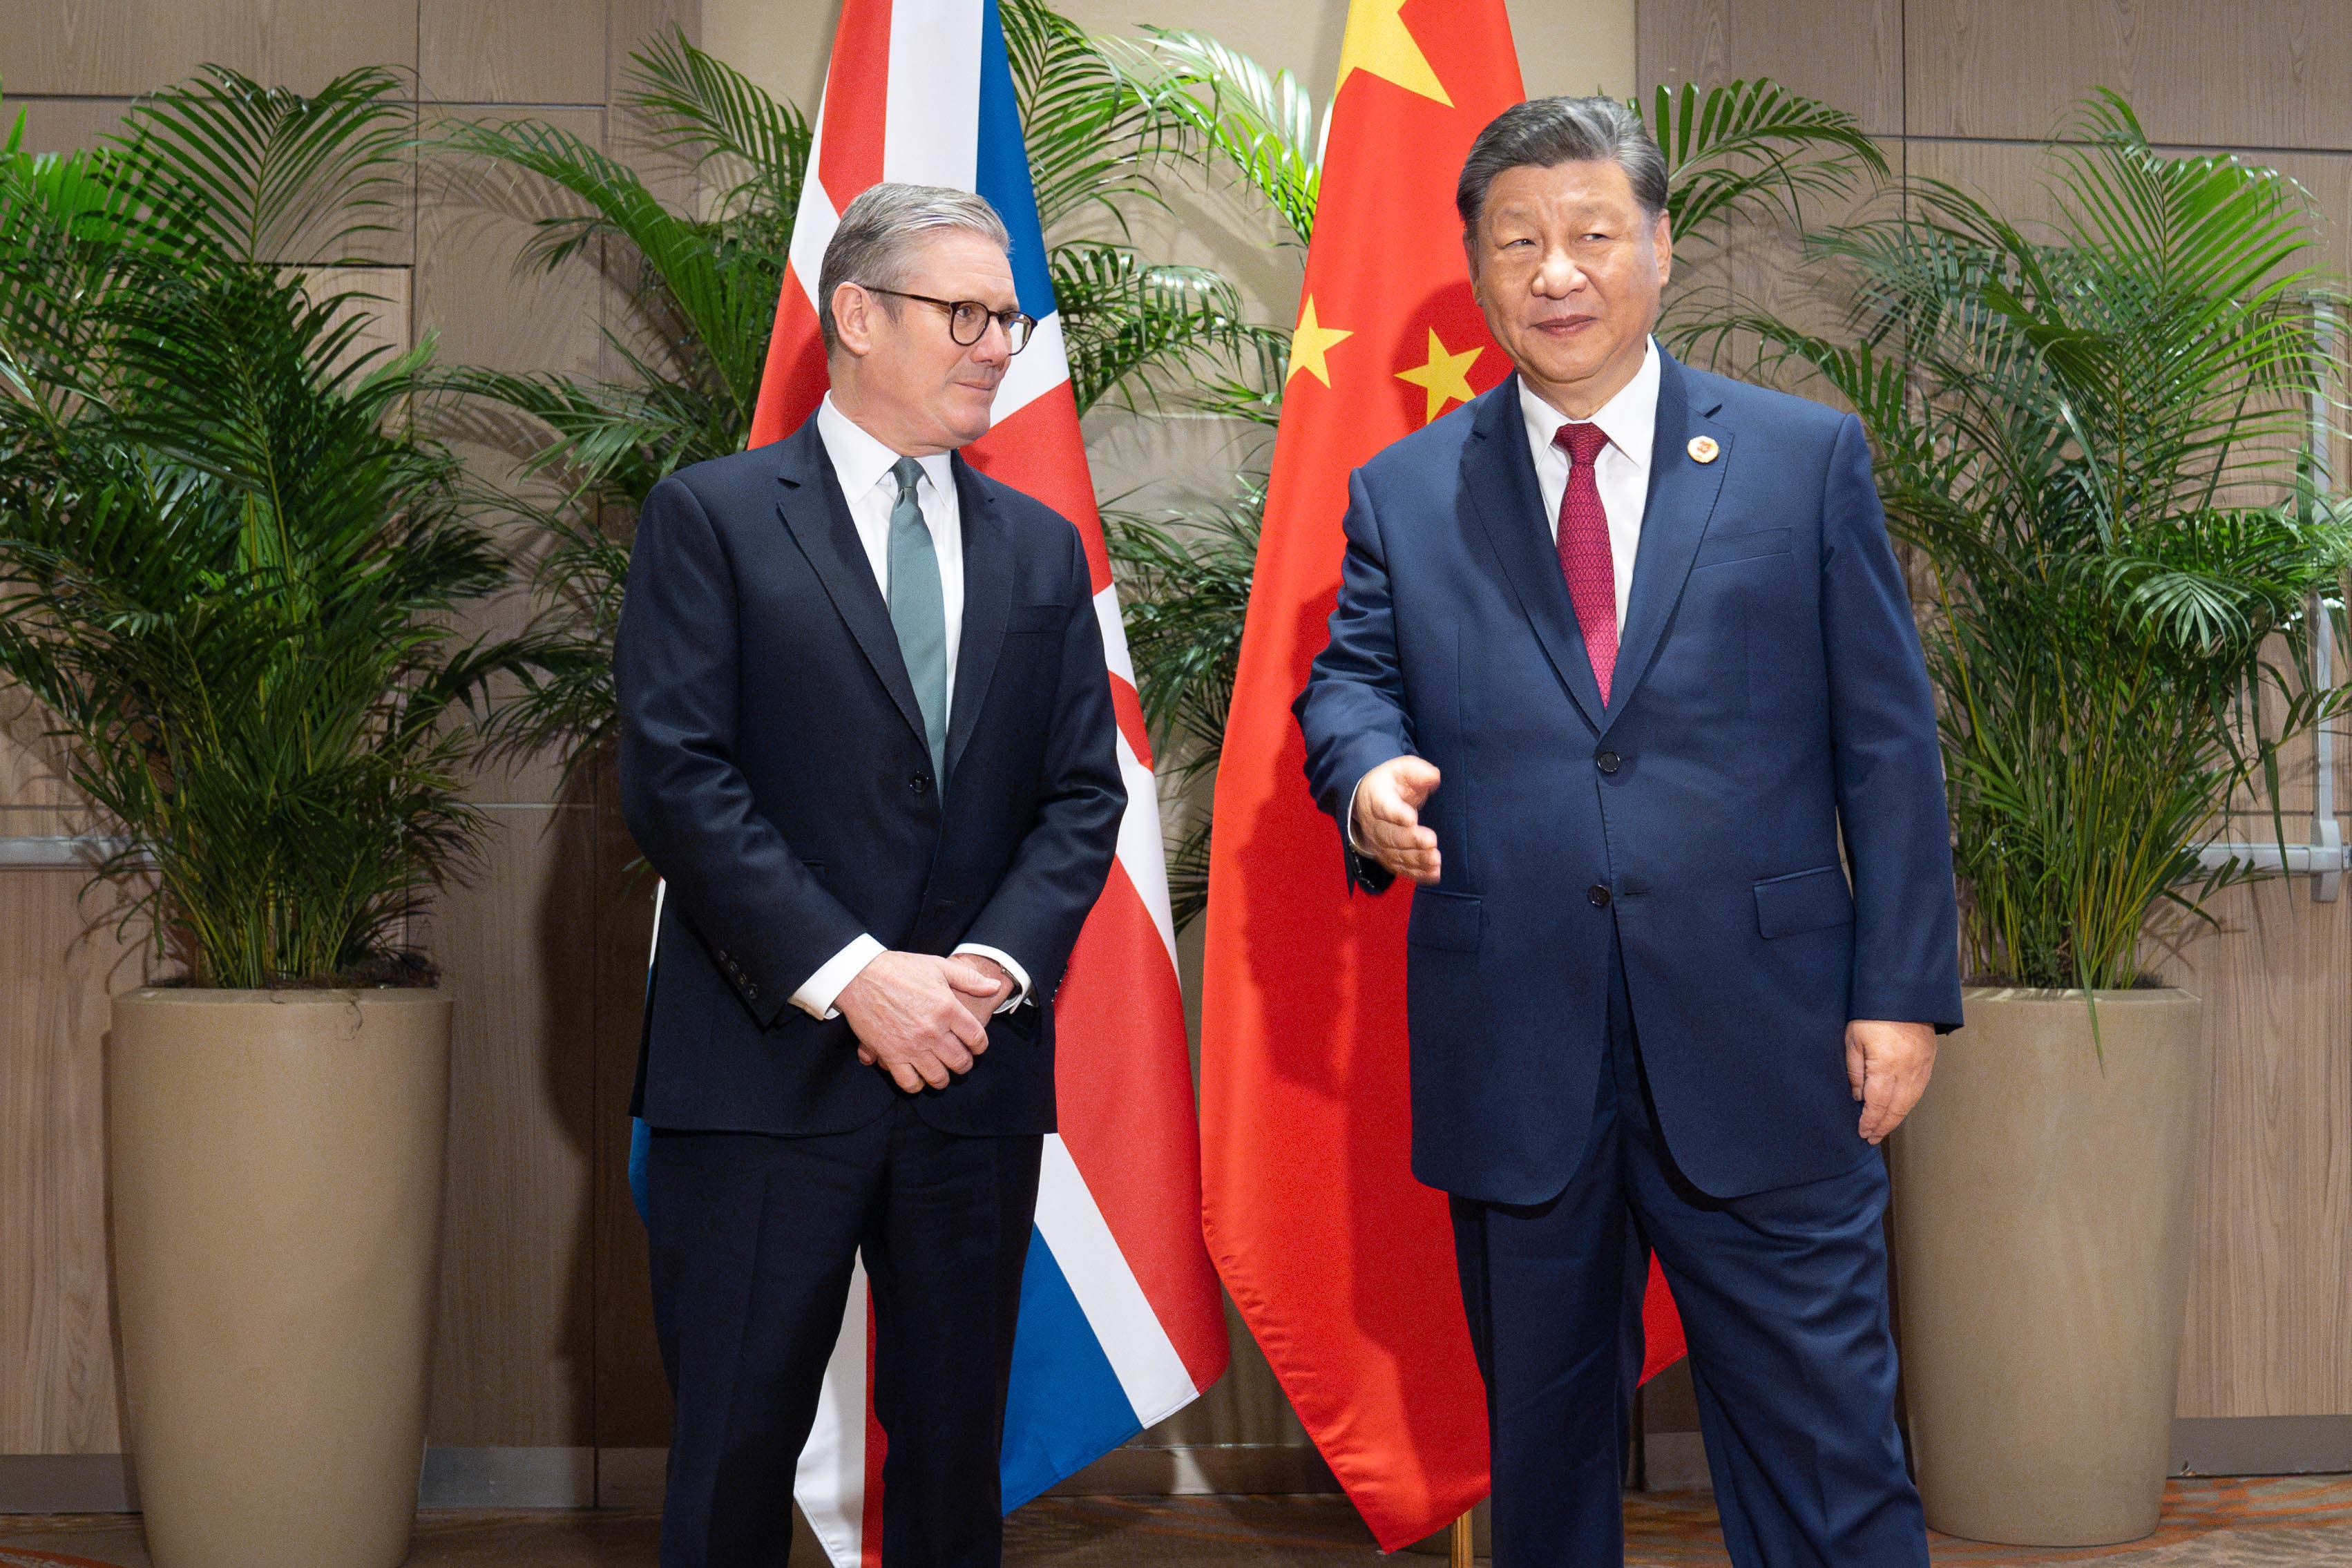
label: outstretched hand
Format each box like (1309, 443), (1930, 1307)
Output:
(1352, 754), (1444, 885)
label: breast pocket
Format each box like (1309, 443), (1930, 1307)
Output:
(1007, 602), (1066, 635)
(1694, 528), (1793, 570)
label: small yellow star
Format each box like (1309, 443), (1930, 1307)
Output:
(1394, 328), (1482, 424)
(1335, 0), (1452, 108)
(1286, 296), (1354, 388)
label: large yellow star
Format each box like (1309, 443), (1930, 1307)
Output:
(1335, 0), (1451, 108)
(1394, 328), (1482, 423)
(1286, 296), (1354, 388)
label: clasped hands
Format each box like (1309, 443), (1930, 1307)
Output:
(835, 950), (1013, 1093)
(1351, 753), (1937, 1145)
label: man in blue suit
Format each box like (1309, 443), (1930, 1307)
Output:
(1294, 99), (1963, 1565)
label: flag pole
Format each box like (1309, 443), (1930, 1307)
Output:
(1450, 1512), (1475, 1568)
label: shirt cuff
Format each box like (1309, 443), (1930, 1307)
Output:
(792, 933), (886, 1020)
(1346, 774), (1373, 854)
(953, 943), (1032, 1013)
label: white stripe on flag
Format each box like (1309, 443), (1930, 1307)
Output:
(1111, 728), (1180, 972)
(988, 310), (1068, 426)
(1092, 580), (1139, 691)
(794, 1254), (871, 1567)
(789, 195), (838, 312)
(1032, 1135), (1200, 1428)
(882, 0), (981, 189)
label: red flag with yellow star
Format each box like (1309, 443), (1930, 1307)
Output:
(1198, 1), (1683, 1549)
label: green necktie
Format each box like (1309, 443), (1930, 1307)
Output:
(886, 456), (949, 784)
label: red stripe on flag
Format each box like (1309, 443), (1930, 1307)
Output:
(1053, 859), (1229, 1390)
(817, 0), (891, 208)
(1108, 672), (1154, 772)
(1643, 1257), (1685, 1381)
(749, 265), (830, 449)
(860, 1298), (886, 1567)
(964, 385), (1112, 594)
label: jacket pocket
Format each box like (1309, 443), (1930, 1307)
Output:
(1408, 889), (1483, 953)
(1008, 602), (1066, 634)
(1753, 865), (1853, 939)
(1694, 527), (1793, 569)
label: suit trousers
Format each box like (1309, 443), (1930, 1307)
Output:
(1449, 923), (1926, 1567)
(647, 1101), (1043, 1568)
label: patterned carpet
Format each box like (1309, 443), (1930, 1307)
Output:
(2, 1480), (2349, 1565)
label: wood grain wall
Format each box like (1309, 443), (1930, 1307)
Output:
(1641, 0), (2352, 1422)
(0, 0), (694, 1460)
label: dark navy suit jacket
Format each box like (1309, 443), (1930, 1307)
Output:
(1294, 351), (1962, 1203)
(616, 416), (1125, 1138)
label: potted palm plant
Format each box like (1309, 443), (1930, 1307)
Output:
(1738, 93), (2352, 1546)
(0, 69), (527, 1568)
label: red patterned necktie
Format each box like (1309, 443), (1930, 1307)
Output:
(1553, 421), (1618, 704)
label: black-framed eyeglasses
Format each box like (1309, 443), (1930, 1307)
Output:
(866, 287), (1037, 354)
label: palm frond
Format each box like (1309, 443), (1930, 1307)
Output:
(624, 28), (811, 222)
(111, 64), (410, 265)
(1051, 241), (1288, 415)
(1112, 27), (1322, 245)
(1643, 78), (1884, 241)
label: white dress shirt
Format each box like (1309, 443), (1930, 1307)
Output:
(1520, 334), (1661, 631)
(1348, 338), (1663, 852)
(790, 394), (1032, 1020)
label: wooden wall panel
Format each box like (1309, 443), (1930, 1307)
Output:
(2152, 877), (2352, 1417)
(1906, 0), (2352, 149)
(414, 106), (609, 380)
(0, 0), (419, 97)
(421, 0), (609, 106)
(1638, 0), (1903, 135)
(418, 805), (600, 1446)
(0, 859), (153, 1454)
(589, 770), (669, 1448)
(0, 689), (78, 813)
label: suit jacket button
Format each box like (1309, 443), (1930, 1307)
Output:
(1587, 883), (1613, 908)
(910, 772), (933, 795)
(744, 983), (758, 1000)
(1595, 749), (1620, 774)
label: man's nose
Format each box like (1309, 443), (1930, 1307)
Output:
(969, 320), (1012, 365)
(1533, 251), (1587, 298)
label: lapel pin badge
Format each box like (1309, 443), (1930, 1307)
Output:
(1687, 435), (1720, 464)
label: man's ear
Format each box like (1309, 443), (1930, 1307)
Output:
(831, 282), (873, 357)
(1653, 211), (1674, 288)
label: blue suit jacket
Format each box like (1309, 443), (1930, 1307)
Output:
(1294, 351), (1962, 1203)
(616, 417), (1125, 1139)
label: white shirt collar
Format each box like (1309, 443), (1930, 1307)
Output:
(816, 392), (955, 502)
(1518, 336), (1661, 470)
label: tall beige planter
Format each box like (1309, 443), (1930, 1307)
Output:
(1889, 986), (2204, 1547)
(109, 988), (452, 1568)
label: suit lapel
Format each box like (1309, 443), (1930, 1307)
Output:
(1605, 350), (1732, 738)
(944, 453), (1010, 783)
(1462, 376), (1608, 732)
(772, 419), (931, 754)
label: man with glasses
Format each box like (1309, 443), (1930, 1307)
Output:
(617, 182), (1124, 1568)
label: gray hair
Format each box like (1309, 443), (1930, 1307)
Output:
(816, 182), (1013, 356)
(1455, 96), (1669, 241)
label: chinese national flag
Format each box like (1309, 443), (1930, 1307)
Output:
(1197, 0), (1685, 1549)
